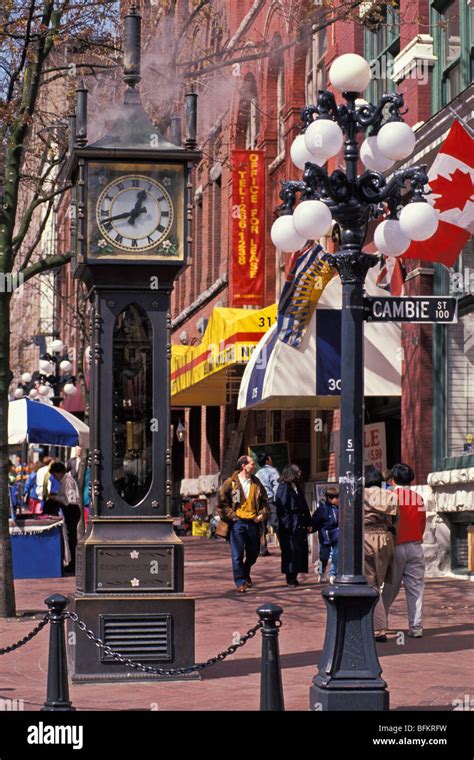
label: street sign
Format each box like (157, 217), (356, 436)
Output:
(363, 296), (458, 323)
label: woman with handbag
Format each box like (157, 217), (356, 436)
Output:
(275, 464), (312, 587)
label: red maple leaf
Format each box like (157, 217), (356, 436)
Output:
(429, 168), (474, 213)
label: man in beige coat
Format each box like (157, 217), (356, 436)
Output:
(364, 465), (398, 642)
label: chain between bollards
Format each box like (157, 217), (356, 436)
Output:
(0, 594), (285, 711)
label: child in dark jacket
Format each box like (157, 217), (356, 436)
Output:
(312, 487), (339, 581)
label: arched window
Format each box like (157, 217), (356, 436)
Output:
(236, 74), (259, 149)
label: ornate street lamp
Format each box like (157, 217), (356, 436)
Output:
(271, 53), (438, 711)
(66, 6), (201, 681)
(37, 337), (77, 406)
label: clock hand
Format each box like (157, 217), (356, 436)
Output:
(107, 207), (147, 223)
(128, 190), (148, 224)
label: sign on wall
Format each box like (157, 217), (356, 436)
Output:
(332, 422), (387, 478)
(231, 150), (265, 307)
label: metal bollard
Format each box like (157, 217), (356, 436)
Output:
(42, 594), (75, 712)
(257, 603), (284, 711)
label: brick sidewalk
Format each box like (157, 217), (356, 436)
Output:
(0, 536), (472, 711)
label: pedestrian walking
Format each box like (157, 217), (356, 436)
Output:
(66, 446), (82, 481)
(217, 455), (269, 592)
(275, 464), (312, 587)
(35, 456), (56, 509)
(256, 452), (280, 555)
(382, 463), (426, 638)
(23, 462), (42, 514)
(364, 465), (398, 642)
(47, 462), (82, 574)
(311, 487), (339, 582)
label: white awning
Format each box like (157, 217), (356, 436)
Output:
(237, 269), (402, 411)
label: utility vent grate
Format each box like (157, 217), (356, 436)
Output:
(99, 614), (173, 662)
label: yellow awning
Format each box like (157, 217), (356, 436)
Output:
(171, 304), (277, 406)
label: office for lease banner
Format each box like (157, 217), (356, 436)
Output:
(231, 150), (265, 306)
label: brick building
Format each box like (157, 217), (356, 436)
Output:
(166, 0), (474, 576)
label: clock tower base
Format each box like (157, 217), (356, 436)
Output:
(68, 518), (198, 682)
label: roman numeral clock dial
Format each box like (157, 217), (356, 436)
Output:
(96, 175), (173, 253)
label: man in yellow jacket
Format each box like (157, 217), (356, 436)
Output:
(218, 456), (269, 592)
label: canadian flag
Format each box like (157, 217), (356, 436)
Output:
(402, 120), (474, 267)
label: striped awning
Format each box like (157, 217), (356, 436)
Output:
(171, 304), (277, 406)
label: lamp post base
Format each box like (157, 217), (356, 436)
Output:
(310, 583), (389, 712)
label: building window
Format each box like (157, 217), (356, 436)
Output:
(364, 3), (400, 103)
(305, 24), (327, 105)
(446, 311), (474, 457)
(236, 75), (259, 149)
(245, 97), (259, 149)
(277, 64), (285, 155)
(431, 0), (474, 111)
(434, 239), (474, 468)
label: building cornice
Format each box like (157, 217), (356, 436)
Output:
(392, 35), (437, 83)
(171, 273), (228, 330)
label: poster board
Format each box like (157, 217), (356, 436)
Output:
(313, 482), (337, 511)
(248, 442), (290, 475)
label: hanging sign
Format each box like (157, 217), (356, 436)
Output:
(231, 150), (265, 307)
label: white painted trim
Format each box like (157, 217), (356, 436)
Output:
(392, 35), (437, 83)
(405, 268), (435, 281)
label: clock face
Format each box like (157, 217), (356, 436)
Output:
(96, 175), (174, 252)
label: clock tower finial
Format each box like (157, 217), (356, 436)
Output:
(123, 4), (141, 89)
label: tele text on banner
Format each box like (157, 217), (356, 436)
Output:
(231, 150), (265, 306)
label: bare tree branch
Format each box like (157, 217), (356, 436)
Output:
(21, 251), (73, 284)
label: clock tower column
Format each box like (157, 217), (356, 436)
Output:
(66, 6), (201, 682)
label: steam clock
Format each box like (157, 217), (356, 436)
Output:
(66, 6), (201, 681)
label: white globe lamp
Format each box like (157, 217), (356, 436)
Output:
(21, 372), (32, 383)
(377, 122), (416, 161)
(50, 339), (64, 353)
(360, 136), (395, 172)
(399, 203), (439, 241)
(293, 200), (333, 240)
(329, 54), (372, 93)
(39, 384), (51, 396)
(374, 220), (411, 257)
(290, 134), (323, 170)
(271, 215), (307, 252)
(304, 119), (343, 161)
(14, 388), (24, 399)
(29, 388), (39, 399)
(60, 359), (72, 374)
(39, 359), (52, 374)
(63, 382), (77, 396)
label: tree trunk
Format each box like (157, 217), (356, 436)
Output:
(0, 290), (16, 617)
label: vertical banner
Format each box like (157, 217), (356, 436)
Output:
(231, 149), (265, 306)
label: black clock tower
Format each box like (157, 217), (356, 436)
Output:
(66, 5), (201, 681)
